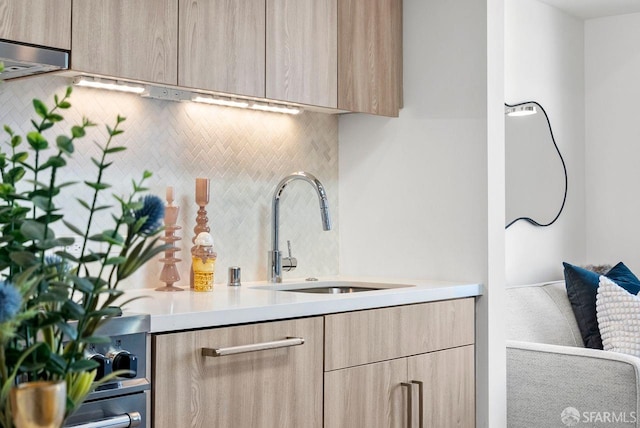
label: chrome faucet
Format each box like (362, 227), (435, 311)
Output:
(268, 171), (332, 282)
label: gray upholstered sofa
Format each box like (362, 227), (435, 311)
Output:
(506, 281), (640, 427)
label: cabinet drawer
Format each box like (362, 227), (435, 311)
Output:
(324, 298), (474, 371)
(153, 317), (323, 428)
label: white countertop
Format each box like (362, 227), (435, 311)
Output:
(123, 276), (483, 333)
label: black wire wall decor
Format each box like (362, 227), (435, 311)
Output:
(505, 101), (568, 229)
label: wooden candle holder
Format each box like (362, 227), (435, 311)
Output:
(157, 186), (184, 292)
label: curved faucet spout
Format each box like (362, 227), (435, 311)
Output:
(269, 171), (332, 282)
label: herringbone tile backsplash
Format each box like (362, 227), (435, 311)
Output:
(0, 75), (339, 289)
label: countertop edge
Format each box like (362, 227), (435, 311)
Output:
(144, 282), (483, 333)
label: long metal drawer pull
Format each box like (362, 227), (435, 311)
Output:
(401, 382), (413, 428)
(65, 412), (141, 428)
(411, 380), (424, 428)
(202, 337), (305, 357)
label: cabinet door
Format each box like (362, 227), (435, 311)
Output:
(325, 358), (407, 428)
(0, 0), (71, 49)
(153, 317), (323, 428)
(266, 0), (337, 108)
(338, 0), (402, 116)
(325, 299), (475, 371)
(179, 0), (265, 98)
(408, 345), (475, 428)
(72, 0), (178, 85)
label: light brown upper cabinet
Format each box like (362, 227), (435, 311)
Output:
(338, 0), (403, 117)
(68, 0), (402, 116)
(179, 0), (265, 98)
(266, 0), (338, 108)
(72, 0), (178, 85)
(0, 0), (71, 50)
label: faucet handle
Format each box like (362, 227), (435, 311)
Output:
(282, 240), (298, 272)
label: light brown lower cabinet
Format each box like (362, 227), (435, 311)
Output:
(325, 345), (475, 428)
(151, 298), (475, 428)
(324, 299), (475, 428)
(407, 345), (476, 428)
(325, 358), (407, 428)
(152, 317), (323, 428)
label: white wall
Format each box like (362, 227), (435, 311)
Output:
(585, 13), (640, 272)
(339, 0), (488, 283)
(505, 0), (586, 285)
(339, 0), (505, 425)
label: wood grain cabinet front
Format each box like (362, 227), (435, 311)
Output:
(324, 299), (475, 428)
(266, 0), (338, 108)
(72, 0), (178, 85)
(179, 0), (265, 98)
(338, 0), (403, 117)
(0, 0), (71, 49)
(67, 0), (401, 116)
(152, 317), (323, 428)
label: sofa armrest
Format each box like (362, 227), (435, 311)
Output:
(507, 340), (640, 428)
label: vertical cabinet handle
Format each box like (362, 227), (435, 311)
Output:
(411, 380), (424, 428)
(401, 382), (414, 428)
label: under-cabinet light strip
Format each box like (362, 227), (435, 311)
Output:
(251, 103), (301, 115)
(73, 77), (146, 94)
(191, 96), (250, 109)
(73, 76), (303, 115)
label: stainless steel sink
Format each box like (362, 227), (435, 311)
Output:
(254, 281), (414, 294)
(283, 285), (379, 294)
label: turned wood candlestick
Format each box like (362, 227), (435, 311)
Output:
(157, 186), (183, 292)
(191, 178), (210, 288)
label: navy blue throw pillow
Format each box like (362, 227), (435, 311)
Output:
(563, 262), (640, 349)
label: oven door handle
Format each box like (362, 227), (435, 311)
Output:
(65, 412), (141, 428)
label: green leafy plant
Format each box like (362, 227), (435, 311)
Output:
(0, 87), (168, 427)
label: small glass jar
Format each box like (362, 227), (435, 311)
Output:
(192, 232), (217, 292)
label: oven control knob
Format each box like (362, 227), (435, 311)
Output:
(90, 354), (112, 380)
(112, 351), (138, 378)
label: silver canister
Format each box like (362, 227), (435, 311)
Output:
(228, 266), (241, 287)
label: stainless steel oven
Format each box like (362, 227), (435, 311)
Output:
(64, 313), (150, 428)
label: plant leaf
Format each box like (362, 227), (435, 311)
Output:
(62, 300), (85, 319)
(76, 198), (91, 211)
(71, 126), (85, 139)
(9, 251), (37, 267)
(104, 146), (127, 154)
(63, 220), (84, 236)
(6, 166), (25, 183)
(26, 131), (48, 150)
(104, 256), (127, 266)
(47, 113), (63, 123)
(39, 122), (54, 132)
(55, 251), (79, 263)
(32, 195), (53, 211)
(21, 220), (54, 241)
(56, 135), (74, 154)
(33, 99), (48, 119)
(11, 151), (28, 163)
(84, 181), (110, 191)
(39, 155), (66, 170)
(56, 321), (78, 340)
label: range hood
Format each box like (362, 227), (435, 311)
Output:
(0, 40), (69, 80)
